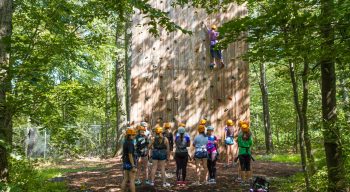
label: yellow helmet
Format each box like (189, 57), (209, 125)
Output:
(164, 122), (171, 129)
(199, 119), (207, 125)
(227, 119), (234, 126)
(126, 128), (136, 135)
(137, 125), (146, 131)
(198, 125), (205, 133)
(238, 120), (244, 127)
(155, 127), (163, 134)
(179, 122), (186, 127)
(211, 25), (217, 30)
(241, 121), (250, 132)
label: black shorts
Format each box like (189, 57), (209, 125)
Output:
(238, 154), (251, 171)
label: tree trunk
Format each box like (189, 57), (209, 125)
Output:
(295, 115), (298, 153)
(125, 19), (132, 123)
(288, 61), (310, 190)
(301, 58), (315, 175)
(114, 26), (127, 156)
(0, 0), (13, 182)
(320, 0), (346, 190)
(104, 67), (111, 158)
(259, 62), (273, 154)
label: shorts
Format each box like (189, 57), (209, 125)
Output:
(194, 150), (208, 159)
(123, 162), (136, 170)
(238, 154), (251, 171)
(225, 137), (234, 145)
(152, 149), (167, 161)
(210, 44), (222, 59)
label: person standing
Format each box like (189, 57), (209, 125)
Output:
(193, 125), (209, 185)
(121, 128), (137, 192)
(174, 126), (190, 185)
(206, 125), (218, 184)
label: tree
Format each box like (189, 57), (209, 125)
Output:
(320, 0), (346, 190)
(0, 0), (13, 182)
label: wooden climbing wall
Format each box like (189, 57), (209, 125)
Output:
(131, 1), (249, 140)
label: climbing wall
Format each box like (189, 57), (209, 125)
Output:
(131, 1), (249, 139)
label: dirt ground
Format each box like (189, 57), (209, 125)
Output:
(61, 157), (301, 192)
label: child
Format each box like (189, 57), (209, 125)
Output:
(121, 128), (137, 192)
(174, 126), (191, 185)
(224, 119), (238, 167)
(206, 125), (218, 184)
(193, 125), (209, 185)
(148, 127), (171, 187)
(135, 125), (150, 185)
(237, 121), (253, 184)
(203, 23), (224, 69)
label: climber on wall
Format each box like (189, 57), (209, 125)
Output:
(202, 22), (224, 69)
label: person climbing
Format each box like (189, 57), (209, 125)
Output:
(121, 128), (137, 192)
(192, 124), (209, 185)
(174, 126), (191, 185)
(237, 121), (253, 185)
(206, 125), (219, 184)
(202, 22), (224, 69)
(148, 127), (171, 187)
(135, 125), (150, 185)
(224, 119), (238, 168)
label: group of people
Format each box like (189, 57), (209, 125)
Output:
(121, 119), (253, 192)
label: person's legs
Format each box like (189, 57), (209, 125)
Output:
(226, 145), (233, 166)
(207, 157), (212, 180)
(182, 155), (188, 181)
(195, 158), (201, 183)
(202, 158), (208, 182)
(175, 155), (181, 181)
(142, 156), (149, 181)
(160, 160), (167, 184)
(121, 170), (130, 192)
(129, 170), (136, 192)
(151, 160), (159, 183)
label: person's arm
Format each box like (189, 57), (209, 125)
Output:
(186, 136), (191, 147)
(127, 143), (136, 171)
(165, 138), (170, 160)
(223, 128), (227, 139)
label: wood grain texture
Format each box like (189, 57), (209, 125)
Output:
(131, 1), (249, 139)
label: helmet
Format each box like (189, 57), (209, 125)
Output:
(211, 25), (217, 30)
(126, 128), (136, 135)
(199, 119), (207, 125)
(178, 127), (186, 134)
(198, 125), (205, 133)
(238, 120), (244, 127)
(179, 122), (186, 127)
(241, 121), (250, 132)
(137, 125), (146, 131)
(140, 122), (148, 127)
(206, 125), (214, 131)
(155, 127), (163, 134)
(164, 122), (171, 129)
(227, 119), (234, 126)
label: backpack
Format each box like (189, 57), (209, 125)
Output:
(250, 176), (269, 192)
(175, 136), (188, 158)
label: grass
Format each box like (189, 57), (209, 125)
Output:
(255, 153), (301, 164)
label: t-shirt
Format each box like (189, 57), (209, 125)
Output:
(237, 132), (253, 156)
(135, 134), (149, 155)
(207, 135), (217, 153)
(175, 134), (190, 153)
(122, 140), (135, 164)
(163, 130), (174, 149)
(194, 134), (208, 151)
(208, 29), (219, 45)
(225, 126), (235, 137)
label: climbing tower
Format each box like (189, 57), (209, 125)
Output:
(131, 1), (249, 138)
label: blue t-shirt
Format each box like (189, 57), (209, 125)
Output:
(194, 134), (208, 151)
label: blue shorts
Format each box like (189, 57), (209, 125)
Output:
(210, 45), (222, 59)
(194, 150), (208, 159)
(152, 149), (167, 161)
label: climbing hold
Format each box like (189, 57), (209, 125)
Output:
(145, 56), (148, 59)
(224, 108), (229, 112)
(202, 57), (206, 60)
(167, 107), (172, 112)
(159, 97), (164, 102)
(153, 47), (156, 50)
(159, 57), (163, 60)
(166, 47), (170, 50)
(217, 77), (220, 81)
(217, 118), (222, 121)
(145, 96), (150, 101)
(174, 40), (177, 43)
(153, 65), (157, 68)
(231, 76), (235, 80)
(203, 77), (207, 81)
(228, 96), (233, 100)
(159, 74), (163, 78)
(217, 98), (223, 102)
(210, 84), (214, 88)
(166, 64), (172, 69)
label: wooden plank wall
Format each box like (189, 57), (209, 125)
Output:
(131, 1), (249, 141)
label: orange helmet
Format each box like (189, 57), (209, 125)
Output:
(199, 119), (207, 125)
(241, 121), (250, 132)
(179, 122), (186, 127)
(227, 119), (234, 126)
(137, 125), (146, 131)
(198, 125), (205, 133)
(126, 128), (136, 135)
(164, 122), (171, 129)
(155, 127), (163, 134)
(211, 25), (217, 30)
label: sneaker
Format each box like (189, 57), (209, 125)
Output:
(176, 180), (182, 186)
(135, 179), (142, 185)
(163, 182), (171, 187)
(181, 181), (187, 186)
(220, 62), (225, 68)
(149, 181), (155, 186)
(191, 181), (201, 186)
(211, 179), (216, 184)
(209, 63), (215, 70)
